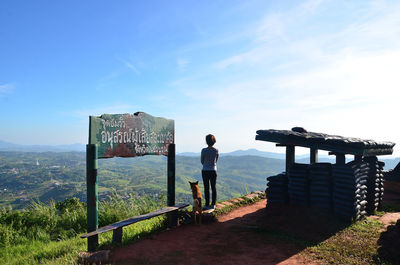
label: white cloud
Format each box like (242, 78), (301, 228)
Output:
(213, 0), (400, 70)
(177, 58), (189, 71)
(0, 83), (15, 97)
(116, 56), (140, 74)
(172, 1), (400, 156)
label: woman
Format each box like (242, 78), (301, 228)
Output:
(201, 134), (219, 210)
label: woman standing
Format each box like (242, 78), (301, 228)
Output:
(201, 134), (219, 210)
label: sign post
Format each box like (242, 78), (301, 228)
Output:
(167, 143), (176, 227)
(86, 112), (174, 251)
(86, 144), (98, 251)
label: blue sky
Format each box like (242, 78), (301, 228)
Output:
(1, 0), (399, 156)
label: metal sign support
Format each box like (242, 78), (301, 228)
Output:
(86, 144), (98, 251)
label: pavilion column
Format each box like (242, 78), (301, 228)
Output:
(354, 155), (363, 162)
(335, 154), (346, 165)
(310, 148), (318, 164)
(329, 152), (346, 165)
(285, 145), (295, 173)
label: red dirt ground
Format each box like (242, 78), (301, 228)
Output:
(111, 199), (314, 265)
(111, 185), (400, 265)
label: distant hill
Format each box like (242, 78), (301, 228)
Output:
(0, 142), (289, 160)
(177, 152), (199, 157)
(2, 140), (398, 170)
(222, 149), (286, 159)
(381, 157), (400, 170)
(1, 146), (398, 209)
(179, 148), (287, 159)
(0, 140), (85, 152)
(0, 151), (284, 209)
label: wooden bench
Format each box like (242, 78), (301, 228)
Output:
(81, 203), (189, 245)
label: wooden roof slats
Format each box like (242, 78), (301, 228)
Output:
(256, 128), (395, 156)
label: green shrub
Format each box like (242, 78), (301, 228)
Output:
(98, 192), (166, 227)
(0, 194), (168, 264)
(0, 223), (18, 247)
(55, 197), (84, 214)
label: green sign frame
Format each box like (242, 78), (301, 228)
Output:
(85, 112), (176, 251)
(89, 112), (174, 158)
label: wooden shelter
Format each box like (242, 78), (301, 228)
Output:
(256, 127), (395, 171)
(256, 127), (395, 220)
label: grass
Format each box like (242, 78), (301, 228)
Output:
(1, 191), (398, 265)
(212, 193), (263, 218)
(306, 219), (386, 265)
(98, 216), (166, 248)
(0, 217), (167, 265)
(221, 196), (399, 265)
(0, 191), (264, 265)
(0, 192), (168, 265)
(0, 236), (85, 265)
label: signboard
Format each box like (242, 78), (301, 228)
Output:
(89, 112), (174, 158)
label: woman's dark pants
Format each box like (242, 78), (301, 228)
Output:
(202, 170), (217, 206)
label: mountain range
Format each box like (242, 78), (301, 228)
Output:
(0, 140), (86, 152)
(0, 140), (398, 169)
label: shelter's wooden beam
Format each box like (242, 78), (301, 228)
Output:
(363, 148), (393, 156)
(257, 135), (365, 155)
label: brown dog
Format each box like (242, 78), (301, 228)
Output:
(189, 181), (202, 225)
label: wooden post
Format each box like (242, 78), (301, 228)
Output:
(86, 144), (98, 251)
(112, 227), (123, 245)
(354, 155), (363, 162)
(286, 145), (295, 173)
(336, 153), (346, 165)
(167, 144), (177, 227)
(310, 148), (318, 164)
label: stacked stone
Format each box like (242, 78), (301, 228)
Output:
(332, 162), (368, 220)
(265, 173), (288, 203)
(364, 157), (385, 214)
(309, 163), (332, 211)
(377, 161), (385, 210)
(287, 163), (309, 205)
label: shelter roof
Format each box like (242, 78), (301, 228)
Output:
(256, 127), (395, 156)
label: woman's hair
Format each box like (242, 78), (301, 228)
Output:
(206, 134), (216, 146)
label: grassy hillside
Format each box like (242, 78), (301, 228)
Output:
(0, 195), (168, 265)
(0, 152), (284, 209)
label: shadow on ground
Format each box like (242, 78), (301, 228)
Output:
(374, 219), (400, 264)
(373, 181), (400, 264)
(111, 199), (352, 265)
(254, 203), (350, 246)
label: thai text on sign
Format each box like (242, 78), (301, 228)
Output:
(89, 112), (174, 158)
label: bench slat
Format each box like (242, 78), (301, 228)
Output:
(81, 203), (189, 238)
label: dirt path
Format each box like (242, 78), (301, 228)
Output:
(369, 212), (400, 228)
(112, 199), (313, 265)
